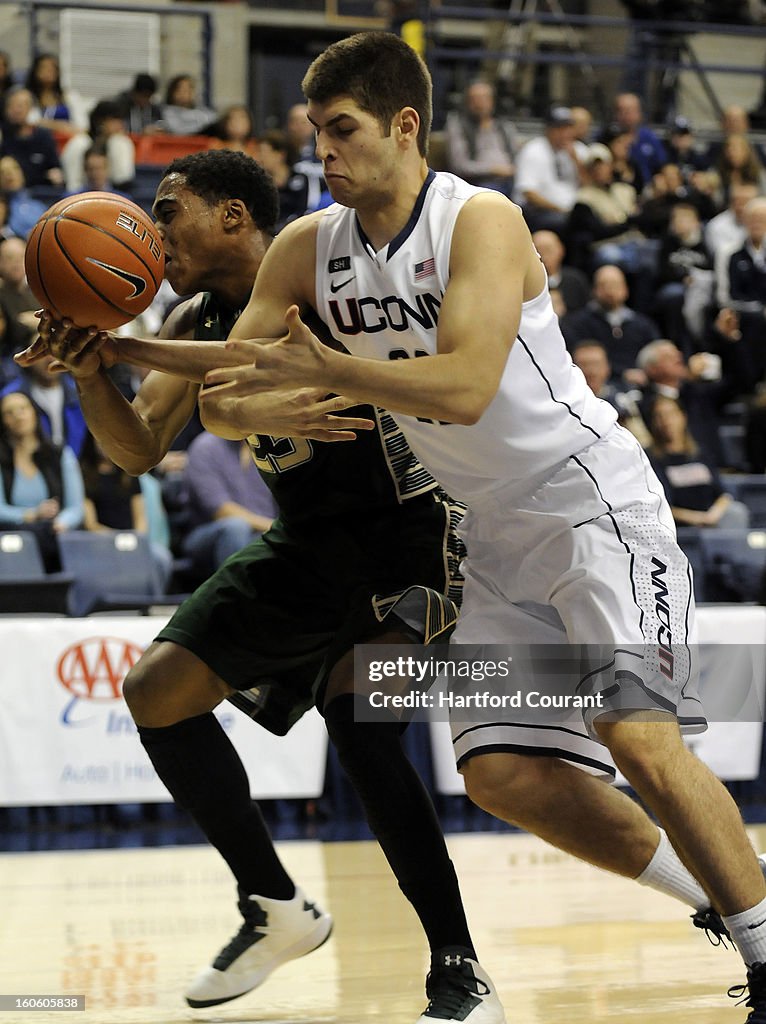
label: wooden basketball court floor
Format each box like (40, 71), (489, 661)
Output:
(2, 826), (765, 1024)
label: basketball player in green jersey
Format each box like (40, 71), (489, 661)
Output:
(27, 151), (506, 1023)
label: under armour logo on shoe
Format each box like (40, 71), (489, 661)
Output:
(304, 900), (321, 920)
(443, 954), (463, 967)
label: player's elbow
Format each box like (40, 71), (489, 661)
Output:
(449, 385), (494, 425)
(199, 399), (247, 440)
(115, 452), (158, 477)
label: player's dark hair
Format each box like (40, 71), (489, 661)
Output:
(302, 31), (432, 157)
(162, 150), (279, 234)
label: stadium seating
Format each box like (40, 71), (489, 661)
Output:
(717, 424), (748, 472)
(57, 531), (187, 616)
(722, 475), (766, 529)
(132, 133), (211, 165)
(0, 531), (73, 614)
(697, 528), (766, 603)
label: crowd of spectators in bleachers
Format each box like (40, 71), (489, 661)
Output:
(0, 44), (764, 606)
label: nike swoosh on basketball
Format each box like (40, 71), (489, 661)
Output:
(85, 257), (147, 300)
(330, 276), (355, 293)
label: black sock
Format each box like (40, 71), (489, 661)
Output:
(137, 713), (295, 900)
(325, 693), (474, 956)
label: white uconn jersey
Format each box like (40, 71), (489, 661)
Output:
(315, 170), (617, 504)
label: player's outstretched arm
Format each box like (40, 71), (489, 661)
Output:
(218, 195), (529, 424)
(199, 367), (374, 442)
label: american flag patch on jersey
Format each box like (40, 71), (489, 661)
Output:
(414, 258), (436, 281)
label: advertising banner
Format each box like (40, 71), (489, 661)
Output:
(0, 617), (327, 805)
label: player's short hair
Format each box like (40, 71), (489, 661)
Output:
(302, 31), (432, 157)
(161, 150), (279, 234)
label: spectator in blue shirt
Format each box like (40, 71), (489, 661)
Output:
(610, 92), (667, 192)
(0, 389), (84, 569)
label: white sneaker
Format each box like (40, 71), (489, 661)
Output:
(416, 947), (507, 1023)
(185, 886), (333, 1008)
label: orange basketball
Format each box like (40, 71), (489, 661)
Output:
(24, 192), (165, 331)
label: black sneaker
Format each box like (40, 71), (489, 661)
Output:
(417, 947), (507, 1023)
(729, 961), (766, 1023)
(692, 907), (734, 948)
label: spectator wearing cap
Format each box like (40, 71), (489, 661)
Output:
(608, 92), (666, 192)
(513, 105), (580, 233)
(113, 73), (164, 135)
(445, 80), (517, 197)
(666, 116), (709, 177)
(59, 100), (135, 194)
(566, 142), (649, 274)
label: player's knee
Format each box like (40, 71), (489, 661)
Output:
(122, 656), (162, 723)
(462, 753), (556, 824)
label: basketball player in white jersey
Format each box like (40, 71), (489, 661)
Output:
(197, 32), (766, 1020)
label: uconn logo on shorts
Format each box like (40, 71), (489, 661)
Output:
(651, 558), (675, 680)
(328, 292), (441, 335)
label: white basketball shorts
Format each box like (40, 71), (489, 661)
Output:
(450, 425), (701, 778)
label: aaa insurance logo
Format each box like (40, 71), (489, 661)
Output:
(57, 637), (144, 725)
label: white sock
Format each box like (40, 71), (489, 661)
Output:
(724, 897), (766, 966)
(636, 828), (709, 910)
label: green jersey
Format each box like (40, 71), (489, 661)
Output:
(195, 292), (440, 525)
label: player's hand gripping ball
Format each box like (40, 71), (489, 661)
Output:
(24, 192), (165, 330)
